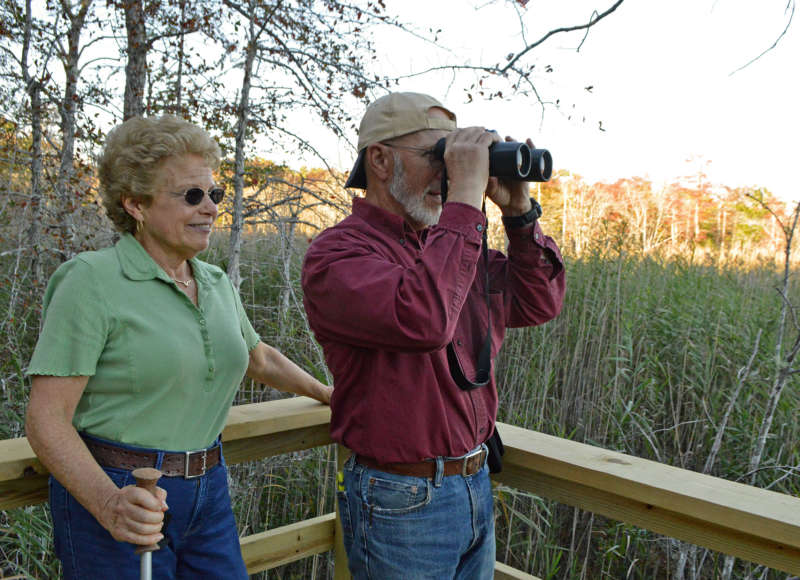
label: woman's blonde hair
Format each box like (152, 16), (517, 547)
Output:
(97, 115), (222, 233)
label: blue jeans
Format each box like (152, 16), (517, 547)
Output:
(337, 448), (495, 579)
(49, 434), (247, 580)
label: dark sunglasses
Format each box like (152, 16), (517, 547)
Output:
(177, 187), (225, 206)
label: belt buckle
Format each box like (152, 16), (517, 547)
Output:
(184, 449), (208, 479)
(461, 447), (484, 477)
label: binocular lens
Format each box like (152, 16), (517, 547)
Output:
(490, 142), (531, 179)
(525, 149), (552, 182)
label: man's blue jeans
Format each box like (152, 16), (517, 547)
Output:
(337, 449), (495, 579)
(49, 434), (248, 580)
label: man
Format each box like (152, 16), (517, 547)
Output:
(301, 92), (565, 579)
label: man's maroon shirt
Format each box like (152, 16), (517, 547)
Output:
(302, 198), (565, 463)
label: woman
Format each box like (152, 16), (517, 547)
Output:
(25, 115), (332, 579)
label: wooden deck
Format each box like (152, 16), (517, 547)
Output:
(2, 397), (798, 577)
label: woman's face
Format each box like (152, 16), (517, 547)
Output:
(136, 153), (219, 264)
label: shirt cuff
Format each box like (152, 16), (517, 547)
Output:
(436, 202), (487, 245)
(507, 221), (564, 279)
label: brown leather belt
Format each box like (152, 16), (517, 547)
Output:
(356, 448), (487, 479)
(84, 438), (221, 478)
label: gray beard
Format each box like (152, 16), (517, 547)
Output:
(388, 155), (441, 228)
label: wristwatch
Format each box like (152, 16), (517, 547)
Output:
(501, 198), (542, 229)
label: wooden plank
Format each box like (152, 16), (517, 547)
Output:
(0, 475), (49, 509)
(222, 424), (333, 465)
(222, 397), (331, 441)
(493, 422), (800, 575)
(240, 513), (336, 574)
(0, 437), (49, 509)
(494, 561), (542, 580)
(0, 436), (45, 483)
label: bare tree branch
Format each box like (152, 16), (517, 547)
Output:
(501, 0), (626, 74)
(730, 0), (795, 76)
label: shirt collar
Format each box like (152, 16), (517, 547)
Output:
(351, 197), (423, 243)
(115, 232), (222, 285)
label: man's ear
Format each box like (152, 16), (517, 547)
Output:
(365, 143), (394, 184)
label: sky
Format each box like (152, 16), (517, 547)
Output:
(287, 0), (799, 203)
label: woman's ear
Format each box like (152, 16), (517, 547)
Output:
(365, 143), (394, 184)
(121, 195), (146, 222)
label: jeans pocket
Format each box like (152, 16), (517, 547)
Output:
(364, 473), (431, 515)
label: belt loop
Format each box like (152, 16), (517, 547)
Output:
(433, 457), (444, 487)
(155, 451), (164, 470)
(217, 439), (226, 468)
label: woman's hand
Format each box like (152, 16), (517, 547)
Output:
(97, 484), (168, 545)
(317, 384), (334, 405)
(27, 375), (169, 546)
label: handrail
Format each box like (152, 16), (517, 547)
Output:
(493, 423), (800, 574)
(1, 397), (799, 575)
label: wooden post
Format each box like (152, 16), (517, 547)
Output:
(334, 445), (351, 580)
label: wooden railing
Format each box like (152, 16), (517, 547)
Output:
(2, 397), (799, 578)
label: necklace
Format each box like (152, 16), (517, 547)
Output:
(173, 277), (192, 287)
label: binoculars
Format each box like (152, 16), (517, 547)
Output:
(433, 137), (552, 182)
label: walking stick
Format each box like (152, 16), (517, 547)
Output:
(132, 467), (163, 580)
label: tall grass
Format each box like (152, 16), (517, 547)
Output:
(493, 247), (796, 579)
(1, 229), (797, 579)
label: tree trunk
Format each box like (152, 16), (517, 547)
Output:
(123, 0), (147, 120)
(25, 82), (45, 282)
(55, 0), (93, 261)
(174, 0), (186, 113)
(227, 8), (258, 290)
(21, 0), (45, 284)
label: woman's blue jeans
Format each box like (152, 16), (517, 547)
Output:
(337, 449), (495, 579)
(49, 434), (247, 580)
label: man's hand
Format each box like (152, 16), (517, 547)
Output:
(441, 127), (500, 209)
(486, 136), (534, 216)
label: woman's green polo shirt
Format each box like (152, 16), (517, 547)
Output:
(27, 233), (260, 451)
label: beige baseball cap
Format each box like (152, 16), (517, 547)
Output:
(344, 92), (457, 189)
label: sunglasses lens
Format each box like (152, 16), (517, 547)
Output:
(184, 188), (205, 205)
(209, 188), (224, 204)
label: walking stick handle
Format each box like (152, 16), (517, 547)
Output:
(132, 467), (163, 555)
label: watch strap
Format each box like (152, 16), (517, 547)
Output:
(501, 198), (542, 229)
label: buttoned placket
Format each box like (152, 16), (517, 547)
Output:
(171, 273), (217, 388)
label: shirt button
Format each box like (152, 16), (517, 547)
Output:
(399, 238), (406, 246)
(534, 233), (540, 240)
(456, 339), (463, 346)
(476, 224), (483, 232)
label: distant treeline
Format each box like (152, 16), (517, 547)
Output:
(1, 112), (791, 276)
